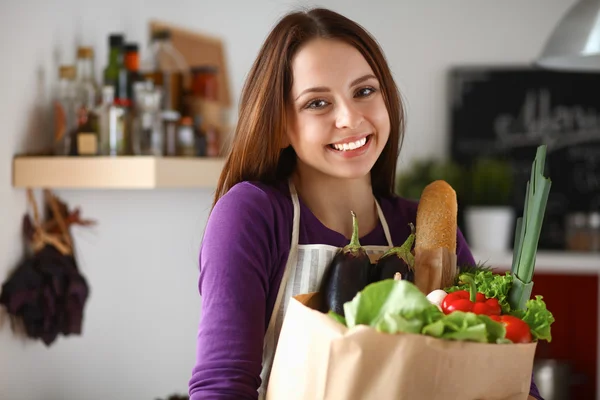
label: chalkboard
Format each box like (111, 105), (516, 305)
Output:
(449, 66), (600, 250)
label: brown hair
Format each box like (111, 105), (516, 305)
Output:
(213, 7), (405, 207)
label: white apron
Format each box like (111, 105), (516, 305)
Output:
(258, 181), (394, 399)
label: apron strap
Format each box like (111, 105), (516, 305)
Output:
(375, 199), (394, 247)
(263, 180), (301, 337)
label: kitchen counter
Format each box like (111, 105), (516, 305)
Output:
(470, 249), (600, 275)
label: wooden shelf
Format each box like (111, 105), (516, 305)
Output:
(12, 156), (225, 189)
(471, 249), (600, 275)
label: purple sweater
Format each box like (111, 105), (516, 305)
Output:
(188, 180), (542, 400)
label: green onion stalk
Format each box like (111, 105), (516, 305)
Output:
(508, 145), (552, 311)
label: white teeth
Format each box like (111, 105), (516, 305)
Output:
(332, 137), (368, 151)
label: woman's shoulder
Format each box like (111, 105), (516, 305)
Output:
(208, 180), (294, 246)
(214, 180), (293, 215)
(201, 180), (294, 278)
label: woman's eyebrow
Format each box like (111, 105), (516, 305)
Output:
(294, 74), (377, 101)
(295, 86), (329, 101)
(349, 74), (377, 87)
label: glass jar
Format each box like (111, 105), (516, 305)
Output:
(131, 82), (163, 156)
(191, 66), (219, 100)
(140, 29), (188, 113)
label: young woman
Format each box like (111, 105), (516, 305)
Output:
(188, 7), (542, 400)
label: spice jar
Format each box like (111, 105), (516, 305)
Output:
(191, 66), (219, 100)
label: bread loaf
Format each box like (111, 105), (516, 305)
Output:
(414, 180), (457, 254)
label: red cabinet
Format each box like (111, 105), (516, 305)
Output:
(531, 273), (597, 400)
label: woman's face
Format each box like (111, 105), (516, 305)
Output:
(286, 38), (390, 181)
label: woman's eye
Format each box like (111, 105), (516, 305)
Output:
(305, 99), (329, 109)
(356, 87), (376, 97)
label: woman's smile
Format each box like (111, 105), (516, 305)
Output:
(327, 133), (374, 158)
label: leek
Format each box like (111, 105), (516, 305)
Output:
(508, 145), (552, 311)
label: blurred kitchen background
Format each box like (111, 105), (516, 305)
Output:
(1, 0), (599, 399)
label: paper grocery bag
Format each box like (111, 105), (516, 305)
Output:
(266, 293), (537, 400)
(414, 247), (457, 294)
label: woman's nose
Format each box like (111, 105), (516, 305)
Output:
(335, 101), (364, 130)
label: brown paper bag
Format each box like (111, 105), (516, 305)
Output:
(266, 293), (537, 400)
(414, 247), (457, 294)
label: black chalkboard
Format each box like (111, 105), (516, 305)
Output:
(449, 66), (600, 250)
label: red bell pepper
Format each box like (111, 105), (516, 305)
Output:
(441, 274), (501, 316)
(490, 315), (532, 343)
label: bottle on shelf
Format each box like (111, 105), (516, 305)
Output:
(140, 29), (188, 114)
(53, 65), (78, 156)
(104, 34), (124, 93)
(177, 116), (196, 157)
(75, 46), (99, 111)
(71, 105), (99, 156)
(162, 109), (180, 157)
(96, 85), (128, 156)
(189, 65), (222, 157)
(124, 42), (143, 106)
(131, 82), (164, 156)
(103, 33), (131, 109)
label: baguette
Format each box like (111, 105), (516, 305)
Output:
(414, 180), (457, 254)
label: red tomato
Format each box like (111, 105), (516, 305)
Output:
(490, 315), (532, 343)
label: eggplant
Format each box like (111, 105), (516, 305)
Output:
(320, 211), (371, 316)
(373, 223), (416, 283)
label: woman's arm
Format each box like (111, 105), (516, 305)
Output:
(188, 183), (281, 400)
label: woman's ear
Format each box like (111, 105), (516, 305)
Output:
(280, 133), (291, 149)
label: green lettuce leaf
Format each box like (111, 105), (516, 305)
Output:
(509, 295), (555, 342)
(337, 279), (506, 343)
(375, 313), (424, 334)
(422, 311), (506, 343)
(343, 279), (443, 330)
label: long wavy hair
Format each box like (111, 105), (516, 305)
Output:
(213, 7), (405, 208)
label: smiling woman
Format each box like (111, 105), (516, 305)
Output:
(187, 7), (543, 400)
(286, 38), (390, 186)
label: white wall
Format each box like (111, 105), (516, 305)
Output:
(0, 1), (575, 399)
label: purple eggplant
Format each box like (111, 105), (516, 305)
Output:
(320, 211), (370, 316)
(373, 223), (416, 283)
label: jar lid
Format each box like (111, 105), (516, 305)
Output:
(109, 34), (124, 47)
(124, 43), (139, 52)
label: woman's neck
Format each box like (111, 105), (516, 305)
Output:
(291, 166), (378, 240)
